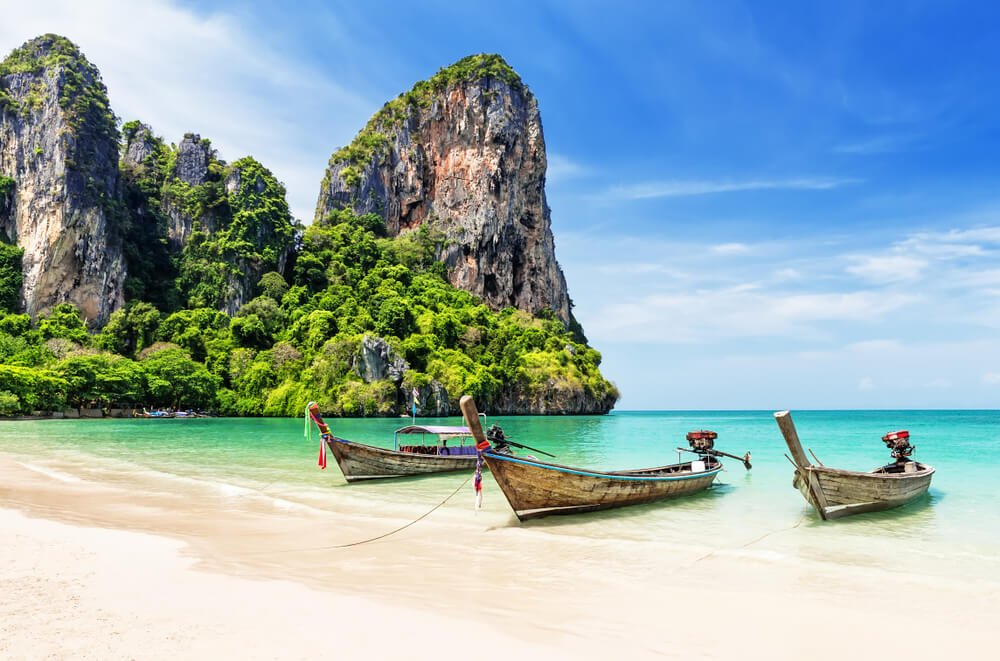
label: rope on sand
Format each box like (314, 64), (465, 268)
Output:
(688, 515), (806, 566)
(246, 475), (472, 554)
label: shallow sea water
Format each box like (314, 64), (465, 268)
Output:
(2, 410), (998, 582)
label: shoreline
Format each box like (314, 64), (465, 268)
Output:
(2, 453), (998, 658)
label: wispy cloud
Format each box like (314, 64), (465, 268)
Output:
(846, 255), (928, 283)
(606, 176), (860, 200)
(857, 377), (874, 391)
(587, 287), (917, 344)
(546, 153), (591, 183)
(710, 242), (750, 255)
(834, 134), (918, 155)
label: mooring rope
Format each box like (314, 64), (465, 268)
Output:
(688, 515), (806, 566)
(245, 475), (472, 554)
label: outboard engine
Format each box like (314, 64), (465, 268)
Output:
(486, 424), (510, 453)
(686, 430), (718, 453)
(882, 430), (914, 461)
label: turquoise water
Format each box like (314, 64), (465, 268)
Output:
(2, 410), (998, 581)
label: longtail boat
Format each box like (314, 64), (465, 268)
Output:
(307, 403), (481, 482)
(774, 410), (935, 520)
(459, 396), (749, 521)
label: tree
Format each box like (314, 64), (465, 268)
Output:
(140, 347), (219, 409)
(0, 239), (24, 312)
(96, 301), (161, 357)
(231, 296), (285, 350)
(38, 303), (89, 344)
(258, 271), (289, 301)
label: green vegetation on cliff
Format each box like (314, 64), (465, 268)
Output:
(0, 39), (618, 417)
(118, 124), (297, 312)
(0, 203), (617, 416)
(1, 34), (117, 152)
(118, 121), (179, 308)
(0, 236), (24, 312)
(0, 175), (14, 199)
(179, 156), (296, 310)
(323, 54), (523, 196)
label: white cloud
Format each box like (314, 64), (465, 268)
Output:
(772, 268), (801, 282)
(606, 176), (859, 200)
(857, 377), (874, 391)
(546, 153), (590, 183)
(710, 242), (750, 255)
(586, 287), (916, 344)
(982, 372), (1000, 385)
(0, 0), (376, 222)
(846, 255), (928, 283)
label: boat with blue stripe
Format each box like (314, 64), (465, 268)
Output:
(459, 395), (747, 521)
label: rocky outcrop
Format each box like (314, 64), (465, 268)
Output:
(354, 335), (407, 383)
(349, 336), (451, 416)
(492, 383), (617, 416)
(413, 380), (450, 417)
(315, 54), (571, 325)
(118, 123), (296, 316)
(162, 133), (219, 250)
(215, 157), (296, 315)
(0, 34), (124, 325)
(120, 121), (157, 169)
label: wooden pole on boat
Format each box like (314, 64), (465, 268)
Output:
(459, 396), (490, 449)
(774, 410), (830, 519)
(774, 410), (811, 469)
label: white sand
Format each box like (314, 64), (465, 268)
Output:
(2, 455), (997, 659)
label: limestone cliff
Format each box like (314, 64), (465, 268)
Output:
(118, 122), (296, 315)
(0, 34), (124, 325)
(315, 54), (571, 326)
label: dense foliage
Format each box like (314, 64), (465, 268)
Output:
(118, 124), (297, 312)
(0, 204), (617, 416)
(0, 234), (22, 312)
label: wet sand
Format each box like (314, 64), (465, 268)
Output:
(1, 455), (997, 659)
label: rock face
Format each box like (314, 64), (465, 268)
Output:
(494, 383), (616, 415)
(354, 335), (407, 383)
(215, 157), (296, 316)
(0, 34), (125, 325)
(120, 122), (157, 169)
(163, 133), (219, 250)
(118, 122), (296, 316)
(315, 54), (571, 325)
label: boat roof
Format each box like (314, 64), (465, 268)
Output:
(394, 425), (471, 436)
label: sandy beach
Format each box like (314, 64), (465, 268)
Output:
(2, 454), (997, 660)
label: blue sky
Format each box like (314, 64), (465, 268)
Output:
(5, 0), (1000, 409)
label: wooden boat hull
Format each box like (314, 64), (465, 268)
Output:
(484, 452), (722, 521)
(775, 410), (934, 520)
(793, 464), (934, 519)
(326, 437), (478, 482)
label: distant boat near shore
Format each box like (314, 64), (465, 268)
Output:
(133, 409), (212, 419)
(774, 410), (935, 520)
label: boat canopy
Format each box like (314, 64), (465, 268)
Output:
(394, 425), (471, 437)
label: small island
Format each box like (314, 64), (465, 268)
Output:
(0, 36), (618, 418)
